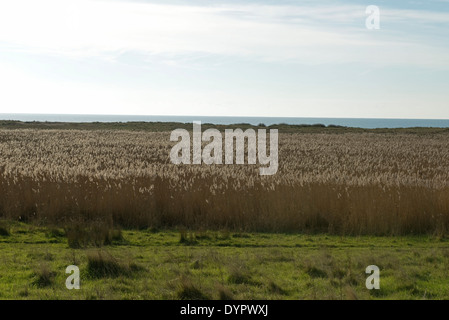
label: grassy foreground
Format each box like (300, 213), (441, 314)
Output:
(0, 221), (448, 300)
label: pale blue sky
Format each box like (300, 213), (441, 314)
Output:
(0, 0), (448, 118)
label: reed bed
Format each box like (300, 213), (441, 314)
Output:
(1, 129), (449, 235)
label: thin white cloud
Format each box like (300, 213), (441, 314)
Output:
(383, 8), (449, 23)
(0, 1), (360, 55)
(0, 0), (448, 68)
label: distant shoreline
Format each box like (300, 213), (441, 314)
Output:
(1, 114), (449, 129)
(1, 119), (449, 134)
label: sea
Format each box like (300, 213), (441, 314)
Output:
(1, 113), (449, 129)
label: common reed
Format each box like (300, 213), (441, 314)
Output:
(1, 129), (449, 235)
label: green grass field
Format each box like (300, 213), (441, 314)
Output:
(1, 220), (448, 300)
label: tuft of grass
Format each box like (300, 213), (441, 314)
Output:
(86, 250), (131, 278)
(65, 225), (88, 248)
(232, 233), (251, 239)
(194, 230), (212, 241)
(227, 264), (254, 285)
(18, 287), (29, 297)
(0, 226), (9, 236)
(179, 229), (198, 245)
(110, 229), (124, 242)
(305, 266), (328, 279)
(268, 280), (288, 295)
(46, 227), (65, 238)
(177, 277), (210, 300)
(191, 259), (202, 270)
(0, 222), (10, 236)
(65, 223), (124, 248)
(33, 264), (56, 288)
(43, 251), (54, 261)
(217, 285), (234, 300)
(218, 229), (231, 240)
(345, 286), (359, 300)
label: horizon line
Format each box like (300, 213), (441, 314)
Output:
(1, 113), (449, 121)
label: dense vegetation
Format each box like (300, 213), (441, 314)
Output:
(1, 122), (449, 235)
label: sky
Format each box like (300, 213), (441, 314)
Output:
(0, 0), (448, 119)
